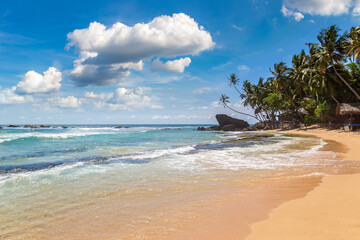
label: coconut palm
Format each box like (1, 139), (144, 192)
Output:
(314, 25), (360, 100)
(228, 73), (241, 95)
(347, 26), (360, 62)
(219, 94), (259, 120)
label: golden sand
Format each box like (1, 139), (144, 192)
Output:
(247, 128), (360, 240)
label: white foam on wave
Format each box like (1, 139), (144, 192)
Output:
(0, 162), (85, 187)
(0, 138), (12, 143)
(164, 135), (339, 172)
(117, 145), (196, 160)
(0, 129), (117, 143)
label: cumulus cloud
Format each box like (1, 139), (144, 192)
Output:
(66, 13), (214, 86)
(48, 96), (82, 109)
(0, 86), (27, 104)
(16, 67), (62, 94)
(281, 5), (304, 21)
(85, 87), (162, 110)
(353, 0), (360, 15)
(282, 0), (354, 19)
(151, 57), (191, 73)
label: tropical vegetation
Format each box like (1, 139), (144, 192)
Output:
(220, 25), (360, 128)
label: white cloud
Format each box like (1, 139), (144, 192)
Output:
(67, 13), (214, 86)
(16, 67), (62, 94)
(86, 87), (162, 110)
(232, 25), (245, 31)
(0, 86), (28, 104)
(281, 5), (304, 21)
(152, 115), (171, 120)
(193, 87), (214, 95)
(282, 0), (354, 19)
(48, 96), (81, 109)
(84, 91), (98, 99)
(238, 65), (250, 71)
(211, 61), (232, 70)
(353, 0), (360, 15)
(151, 57), (191, 73)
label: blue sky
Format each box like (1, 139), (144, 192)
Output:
(0, 0), (359, 124)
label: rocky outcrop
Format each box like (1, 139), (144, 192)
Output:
(7, 125), (20, 128)
(215, 114), (250, 129)
(197, 125), (221, 131)
(24, 125), (51, 128)
(24, 125), (40, 128)
(0, 126), (3, 129)
(197, 114), (250, 131)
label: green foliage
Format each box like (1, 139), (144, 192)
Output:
(262, 93), (289, 111)
(221, 25), (360, 125)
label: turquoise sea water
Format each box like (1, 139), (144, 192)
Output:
(0, 125), (354, 239)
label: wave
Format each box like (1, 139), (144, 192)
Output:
(0, 146), (90, 161)
(0, 126), (195, 144)
(0, 130), (116, 144)
(0, 132), (339, 182)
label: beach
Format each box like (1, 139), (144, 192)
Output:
(1, 125), (356, 239)
(247, 127), (360, 240)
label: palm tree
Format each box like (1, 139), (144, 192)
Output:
(347, 26), (360, 62)
(228, 73), (241, 95)
(219, 94), (259, 120)
(315, 25), (360, 100)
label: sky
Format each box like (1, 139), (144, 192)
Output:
(0, 0), (359, 124)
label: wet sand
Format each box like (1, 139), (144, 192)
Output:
(247, 128), (360, 240)
(44, 176), (324, 240)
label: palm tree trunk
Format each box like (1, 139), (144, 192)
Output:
(234, 86), (241, 95)
(224, 103), (259, 121)
(331, 60), (360, 101)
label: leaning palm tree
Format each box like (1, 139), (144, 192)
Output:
(228, 73), (241, 95)
(219, 94), (259, 120)
(314, 25), (360, 100)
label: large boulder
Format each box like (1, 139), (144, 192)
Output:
(215, 114), (250, 129)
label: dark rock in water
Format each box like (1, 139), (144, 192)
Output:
(216, 114), (250, 129)
(209, 125), (221, 131)
(196, 115), (250, 131)
(24, 125), (40, 128)
(0, 126), (3, 129)
(115, 126), (130, 129)
(197, 125), (222, 131)
(39, 125), (50, 128)
(61, 126), (68, 129)
(7, 125), (20, 128)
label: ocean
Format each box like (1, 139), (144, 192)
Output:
(0, 125), (354, 239)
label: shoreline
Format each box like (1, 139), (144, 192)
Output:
(246, 127), (360, 240)
(3, 127), (359, 239)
